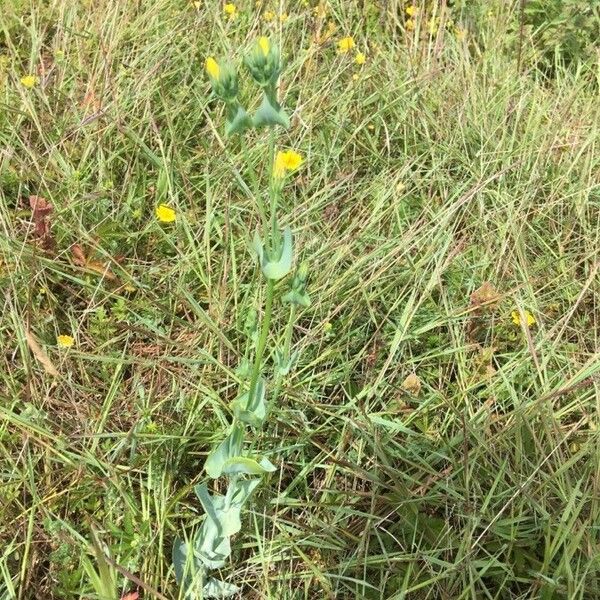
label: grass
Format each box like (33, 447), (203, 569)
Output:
(1, 0), (599, 598)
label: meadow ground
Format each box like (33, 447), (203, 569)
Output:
(1, 1), (599, 598)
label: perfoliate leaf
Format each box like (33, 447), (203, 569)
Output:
(203, 578), (240, 598)
(172, 538), (206, 598)
(233, 378), (267, 425)
(225, 104), (252, 136)
(205, 425), (244, 479)
(221, 455), (276, 476)
(262, 227), (293, 280)
(274, 349), (299, 376)
(194, 517), (231, 569)
(252, 93), (290, 129)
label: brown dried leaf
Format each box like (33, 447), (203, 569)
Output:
(29, 195), (55, 250)
(470, 281), (500, 310)
(86, 260), (118, 281)
(25, 331), (59, 377)
(120, 593), (139, 600)
(402, 373), (422, 395)
(71, 244), (87, 266)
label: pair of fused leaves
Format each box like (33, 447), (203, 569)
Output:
(172, 480), (260, 598)
(224, 94), (289, 135)
(253, 226), (293, 280)
(205, 421), (276, 478)
(252, 92), (290, 129)
(274, 348), (299, 376)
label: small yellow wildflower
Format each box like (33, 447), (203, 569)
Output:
(405, 19), (415, 31)
(205, 56), (220, 79)
(352, 73), (359, 81)
(428, 18), (439, 35)
(263, 10), (275, 21)
(279, 12), (289, 23)
(455, 27), (467, 42)
(258, 36), (270, 56)
(223, 3), (237, 17)
(355, 51), (366, 65)
(323, 321), (333, 333)
(156, 204), (177, 223)
(20, 74), (38, 88)
(57, 335), (75, 348)
(273, 150), (303, 178)
(193, 1), (201, 8)
(511, 310), (536, 328)
(406, 5), (418, 17)
(337, 36), (355, 54)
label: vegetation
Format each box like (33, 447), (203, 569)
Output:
(1, 1), (599, 598)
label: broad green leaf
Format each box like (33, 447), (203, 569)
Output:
(221, 455), (276, 475)
(233, 378), (267, 425)
(225, 104), (251, 136)
(262, 227), (293, 280)
(252, 93), (290, 129)
(203, 578), (240, 598)
(205, 424), (244, 479)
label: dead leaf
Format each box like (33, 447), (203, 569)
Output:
(25, 331), (59, 377)
(120, 592), (139, 600)
(70, 244), (118, 281)
(29, 195), (55, 251)
(85, 260), (118, 281)
(402, 373), (422, 395)
(470, 281), (500, 310)
(71, 244), (86, 266)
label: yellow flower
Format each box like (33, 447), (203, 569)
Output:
(323, 321), (333, 333)
(263, 10), (275, 21)
(352, 73), (359, 81)
(192, 1), (201, 8)
(57, 335), (75, 348)
(405, 18), (415, 31)
(205, 56), (220, 79)
(337, 36), (355, 54)
(455, 27), (467, 41)
(355, 51), (366, 65)
(274, 149), (303, 178)
(223, 2), (237, 17)
(156, 204), (177, 223)
(511, 310), (536, 328)
(258, 36), (270, 56)
(279, 12), (289, 23)
(406, 5), (418, 17)
(20, 74), (38, 88)
(428, 18), (438, 34)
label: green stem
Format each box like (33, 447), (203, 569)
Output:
(241, 138), (267, 229)
(248, 278), (275, 404)
(267, 304), (296, 419)
(267, 128), (279, 251)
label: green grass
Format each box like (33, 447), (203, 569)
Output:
(1, 0), (599, 598)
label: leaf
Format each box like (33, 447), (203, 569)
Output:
(29, 195), (55, 250)
(470, 282), (500, 310)
(252, 93), (290, 129)
(402, 373), (422, 395)
(71, 244), (87, 266)
(261, 227), (293, 280)
(221, 455), (276, 476)
(205, 424), (244, 479)
(203, 578), (240, 598)
(233, 378), (267, 425)
(225, 104), (252, 136)
(120, 592), (139, 600)
(25, 331), (59, 377)
(172, 539), (206, 599)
